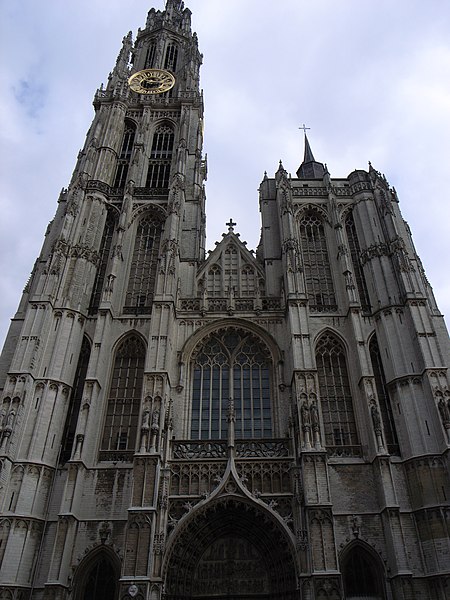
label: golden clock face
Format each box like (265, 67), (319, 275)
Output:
(128, 69), (175, 95)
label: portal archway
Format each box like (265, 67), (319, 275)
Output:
(164, 496), (298, 599)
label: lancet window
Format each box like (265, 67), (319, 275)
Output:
(100, 335), (145, 460)
(88, 209), (116, 314)
(164, 43), (178, 72)
(60, 336), (91, 464)
(207, 264), (221, 297)
(145, 41), (156, 68)
(145, 124), (174, 189)
(316, 332), (360, 454)
(298, 212), (336, 311)
(113, 120), (136, 189)
(369, 335), (399, 454)
(191, 330), (272, 440)
(345, 211), (371, 312)
(124, 215), (162, 313)
(241, 265), (257, 296)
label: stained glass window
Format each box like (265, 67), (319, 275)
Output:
(316, 332), (359, 452)
(191, 330), (272, 440)
(100, 336), (145, 458)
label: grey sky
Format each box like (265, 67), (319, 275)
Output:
(1, 0), (450, 347)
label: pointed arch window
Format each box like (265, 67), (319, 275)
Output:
(124, 215), (162, 314)
(207, 265), (222, 297)
(114, 120), (136, 189)
(299, 212), (336, 312)
(89, 209), (116, 315)
(191, 330), (272, 440)
(164, 43), (178, 72)
(100, 336), (145, 461)
(241, 265), (256, 296)
(369, 335), (399, 454)
(316, 332), (360, 455)
(145, 124), (174, 189)
(345, 211), (371, 312)
(60, 336), (91, 464)
(224, 245), (238, 293)
(145, 41), (156, 68)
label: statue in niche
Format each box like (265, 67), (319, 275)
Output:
(151, 409), (160, 432)
(438, 397), (450, 427)
(310, 402), (319, 431)
(371, 404), (382, 434)
(301, 402), (310, 428)
(142, 408), (150, 429)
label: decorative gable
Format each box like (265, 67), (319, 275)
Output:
(198, 230), (265, 299)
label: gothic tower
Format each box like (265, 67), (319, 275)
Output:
(0, 2), (449, 600)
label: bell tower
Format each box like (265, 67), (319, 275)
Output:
(0, 2), (207, 598)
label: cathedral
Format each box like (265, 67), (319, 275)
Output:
(1, 1), (449, 599)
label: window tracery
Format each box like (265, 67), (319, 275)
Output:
(114, 120), (136, 189)
(145, 41), (156, 68)
(145, 124), (174, 189)
(100, 335), (145, 459)
(191, 329), (272, 440)
(124, 215), (162, 313)
(316, 332), (359, 452)
(207, 264), (221, 297)
(345, 211), (371, 312)
(164, 43), (178, 72)
(298, 212), (336, 311)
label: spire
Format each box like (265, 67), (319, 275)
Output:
(303, 134), (315, 163)
(296, 134), (326, 179)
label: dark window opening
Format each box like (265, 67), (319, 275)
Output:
(345, 212), (371, 312)
(113, 122), (136, 188)
(164, 43), (178, 72)
(89, 210), (116, 315)
(60, 337), (91, 464)
(370, 336), (399, 454)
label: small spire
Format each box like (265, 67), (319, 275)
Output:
(296, 134), (326, 179)
(303, 134), (315, 163)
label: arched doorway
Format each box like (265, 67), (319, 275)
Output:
(340, 542), (386, 600)
(73, 548), (120, 600)
(164, 497), (298, 600)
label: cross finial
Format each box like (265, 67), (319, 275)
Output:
(226, 219), (237, 232)
(299, 123), (310, 135)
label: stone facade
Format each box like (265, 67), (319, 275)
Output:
(0, 1), (449, 599)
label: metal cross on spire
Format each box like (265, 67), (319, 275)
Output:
(299, 123), (311, 135)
